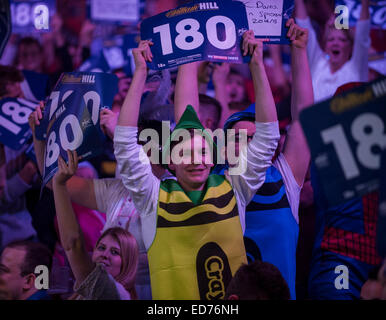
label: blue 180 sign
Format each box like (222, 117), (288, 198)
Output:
(41, 72), (118, 185)
(0, 98), (36, 150)
(10, 0), (55, 33)
(141, 1), (250, 70)
(300, 77), (386, 207)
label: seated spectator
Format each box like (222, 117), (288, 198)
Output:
(225, 261), (290, 300)
(0, 145), (4, 199)
(0, 144), (38, 251)
(0, 65), (24, 99)
(198, 62), (252, 128)
(198, 94), (222, 131)
(360, 264), (384, 300)
(14, 37), (44, 73)
(0, 241), (52, 300)
(52, 150), (139, 300)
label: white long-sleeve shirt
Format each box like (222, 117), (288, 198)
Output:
(113, 122), (279, 251)
(296, 18), (371, 102)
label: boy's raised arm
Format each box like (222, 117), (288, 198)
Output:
(117, 40), (153, 127)
(174, 62), (199, 123)
(243, 31), (277, 123)
(283, 19), (313, 186)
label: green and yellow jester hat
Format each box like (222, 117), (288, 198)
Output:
(162, 105), (217, 173)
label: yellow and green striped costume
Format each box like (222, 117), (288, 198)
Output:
(147, 174), (247, 300)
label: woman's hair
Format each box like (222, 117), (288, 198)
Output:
(95, 227), (139, 299)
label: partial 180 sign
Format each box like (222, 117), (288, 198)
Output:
(0, 98), (36, 150)
(44, 90), (101, 168)
(10, 0), (53, 32)
(321, 113), (386, 180)
(0, 99), (33, 135)
(300, 77), (386, 206)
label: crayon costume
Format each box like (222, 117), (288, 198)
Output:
(214, 105), (301, 299)
(114, 106), (279, 299)
(149, 175), (246, 299)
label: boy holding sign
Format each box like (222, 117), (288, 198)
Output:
(113, 31), (279, 299)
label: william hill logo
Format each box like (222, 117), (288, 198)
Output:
(196, 242), (232, 300)
(198, 2), (219, 10)
(330, 89), (373, 114)
(166, 2), (219, 18)
(62, 74), (82, 84)
(61, 74), (95, 84)
(82, 75), (95, 84)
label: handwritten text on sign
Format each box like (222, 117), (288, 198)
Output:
(236, 0), (294, 43)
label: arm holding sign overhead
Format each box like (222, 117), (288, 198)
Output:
(28, 102), (46, 177)
(351, 0), (371, 81)
(245, 31), (277, 123)
(174, 62), (199, 123)
(114, 41), (160, 249)
(226, 32), (280, 224)
(213, 63), (232, 130)
(294, 0), (324, 70)
(0, 144), (4, 167)
(360, 0), (370, 20)
(28, 101), (98, 210)
(53, 150), (95, 285)
(117, 41), (152, 127)
(282, 19), (313, 186)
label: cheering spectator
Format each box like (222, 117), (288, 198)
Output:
(295, 0), (371, 102)
(198, 62), (252, 128)
(28, 103), (161, 300)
